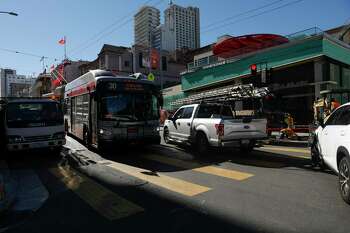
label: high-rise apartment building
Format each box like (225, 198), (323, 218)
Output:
(134, 6), (160, 48)
(163, 3), (200, 51)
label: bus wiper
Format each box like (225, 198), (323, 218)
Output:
(111, 115), (137, 121)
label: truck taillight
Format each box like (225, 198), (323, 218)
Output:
(215, 124), (224, 137)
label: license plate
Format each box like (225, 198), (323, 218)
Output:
(127, 127), (138, 133)
(241, 139), (250, 145)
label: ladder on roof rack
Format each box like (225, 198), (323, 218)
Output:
(170, 84), (269, 106)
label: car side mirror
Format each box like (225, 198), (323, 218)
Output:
(317, 121), (324, 128)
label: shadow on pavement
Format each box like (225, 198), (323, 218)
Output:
(94, 142), (334, 175)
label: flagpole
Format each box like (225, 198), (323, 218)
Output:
(64, 36), (67, 60)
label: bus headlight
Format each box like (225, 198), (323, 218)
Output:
(8, 135), (24, 143)
(99, 129), (112, 136)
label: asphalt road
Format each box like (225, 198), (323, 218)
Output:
(1, 136), (350, 233)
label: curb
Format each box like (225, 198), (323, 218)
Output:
(0, 160), (16, 215)
(263, 139), (310, 148)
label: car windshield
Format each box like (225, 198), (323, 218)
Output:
(6, 102), (63, 128)
(100, 93), (159, 121)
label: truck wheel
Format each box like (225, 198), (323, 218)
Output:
(163, 127), (170, 144)
(240, 146), (253, 153)
(196, 133), (209, 156)
(240, 140), (255, 153)
(338, 156), (350, 204)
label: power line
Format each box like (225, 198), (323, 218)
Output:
(68, 0), (154, 55)
(201, 0), (285, 30)
(69, 0), (164, 57)
(202, 0), (305, 34)
(0, 47), (59, 61)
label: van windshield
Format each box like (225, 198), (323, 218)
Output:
(6, 102), (63, 128)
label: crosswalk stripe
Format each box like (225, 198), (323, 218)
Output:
(258, 146), (310, 156)
(50, 166), (144, 220)
(142, 154), (253, 181)
(103, 161), (211, 197)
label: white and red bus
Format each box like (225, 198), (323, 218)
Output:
(64, 70), (161, 151)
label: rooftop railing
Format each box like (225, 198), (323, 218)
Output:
(184, 27), (326, 74)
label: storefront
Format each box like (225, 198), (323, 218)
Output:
(164, 29), (350, 125)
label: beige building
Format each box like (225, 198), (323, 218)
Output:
(134, 6), (160, 48)
(79, 44), (186, 88)
(164, 3), (200, 50)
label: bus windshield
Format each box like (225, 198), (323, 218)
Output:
(101, 93), (159, 121)
(6, 102), (64, 128)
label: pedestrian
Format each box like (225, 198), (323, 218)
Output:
(330, 98), (340, 112)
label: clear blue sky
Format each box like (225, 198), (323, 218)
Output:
(0, 0), (349, 76)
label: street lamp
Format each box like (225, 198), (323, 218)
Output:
(0, 11), (18, 16)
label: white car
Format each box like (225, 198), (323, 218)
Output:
(312, 102), (350, 204)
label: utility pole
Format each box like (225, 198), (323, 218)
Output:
(64, 36), (67, 60)
(159, 29), (164, 92)
(40, 56), (48, 73)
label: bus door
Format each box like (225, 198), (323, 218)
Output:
(90, 94), (98, 145)
(71, 97), (75, 133)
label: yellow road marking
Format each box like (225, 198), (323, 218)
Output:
(142, 154), (253, 181)
(104, 161), (211, 197)
(259, 146), (310, 154)
(50, 166), (144, 220)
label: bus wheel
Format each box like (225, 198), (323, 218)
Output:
(83, 126), (90, 146)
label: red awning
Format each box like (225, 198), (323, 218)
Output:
(213, 34), (289, 58)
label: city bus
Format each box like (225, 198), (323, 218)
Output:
(64, 70), (161, 151)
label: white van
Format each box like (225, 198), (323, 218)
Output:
(3, 98), (66, 152)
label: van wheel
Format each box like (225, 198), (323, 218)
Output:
(338, 156), (350, 204)
(163, 127), (170, 144)
(196, 133), (209, 156)
(64, 120), (69, 133)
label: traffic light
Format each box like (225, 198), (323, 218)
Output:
(250, 64), (257, 75)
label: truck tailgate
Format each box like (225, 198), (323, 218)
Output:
(223, 118), (267, 140)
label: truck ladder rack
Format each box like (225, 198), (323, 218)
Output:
(170, 84), (269, 106)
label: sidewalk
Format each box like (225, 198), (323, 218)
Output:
(0, 159), (49, 232)
(0, 160), (17, 215)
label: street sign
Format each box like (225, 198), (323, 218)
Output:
(147, 73), (155, 82)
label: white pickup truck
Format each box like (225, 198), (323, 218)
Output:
(163, 103), (267, 154)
